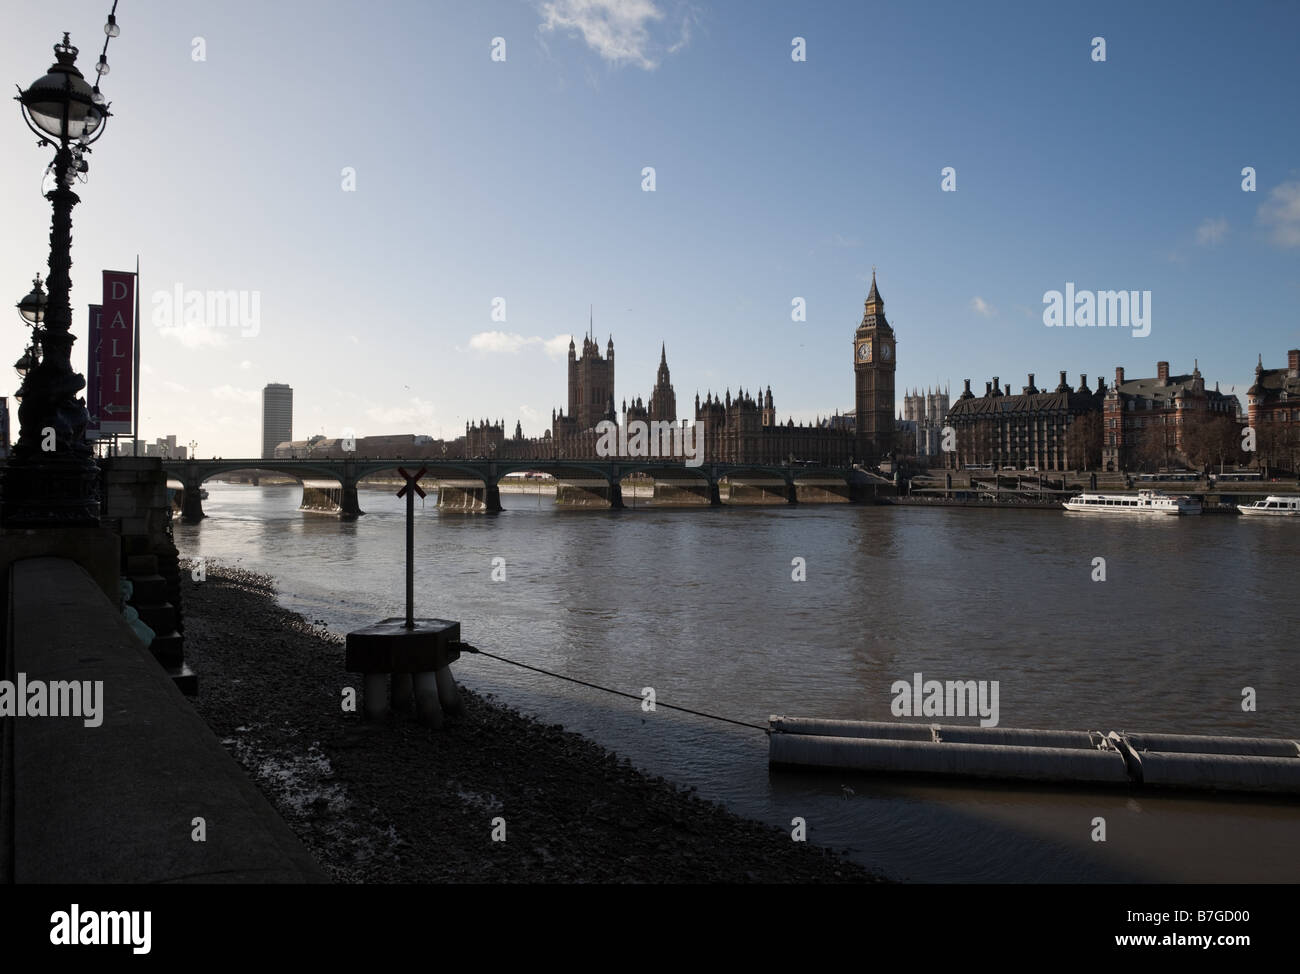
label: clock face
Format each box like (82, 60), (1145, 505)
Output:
(858, 342), (872, 362)
(881, 343), (892, 362)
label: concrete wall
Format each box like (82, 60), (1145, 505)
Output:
(725, 480), (789, 505)
(1, 558), (326, 882)
(554, 480), (617, 508)
(794, 480), (853, 503)
(437, 481), (489, 512)
(650, 479), (712, 506)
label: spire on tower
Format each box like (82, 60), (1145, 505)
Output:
(866, 267), (882, 305)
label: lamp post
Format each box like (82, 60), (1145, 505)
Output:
(17, 273), (47, 337)
(3, 33), (112, 526)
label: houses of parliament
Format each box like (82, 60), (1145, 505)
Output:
(465, 273), (898, 467)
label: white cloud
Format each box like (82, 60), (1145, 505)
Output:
(364, 396), (436, 428)
(541, 335), (572, 359)
(832, 233), (862, 248)
(470, 330), (532, 354)
(239, 360), (252, 370)
(1195, 217), (1228, 245)
(1258, 181), (1300, 247)
(469, 331), (572, 360)
(157, 322), (228, 348)
(161, 380), (190, 393)
(970, 296), (996, 318)
(538, 0), (693, 70)
(210, 384), (259, 404)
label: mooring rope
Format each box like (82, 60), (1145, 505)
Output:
(459, 644), (770, 733)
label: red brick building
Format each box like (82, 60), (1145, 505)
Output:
(1101, 360), (1240, 472)
(1246, 349), (1300, 471)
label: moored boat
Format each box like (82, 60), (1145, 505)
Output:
(1237, 495), (1300, 517)
(1062, 489), (1201, 515)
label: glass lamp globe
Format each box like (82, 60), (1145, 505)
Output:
(17, 277), (47, 326)
(19, 34), (107, 143)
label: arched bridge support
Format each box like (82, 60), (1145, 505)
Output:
(181, 466), (205, 523)
(340, 460), (365, 519)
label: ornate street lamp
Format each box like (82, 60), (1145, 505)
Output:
(17, 274), (47, 328)
(3, 33), (113, 526)
(15, 346), (39, 380)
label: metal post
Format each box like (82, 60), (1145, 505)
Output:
(405, 470), (415, 630)
(132, 255), (140, 455)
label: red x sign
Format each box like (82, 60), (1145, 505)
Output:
(396, 466), (428, 499)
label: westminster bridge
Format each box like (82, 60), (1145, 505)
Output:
(159, 457), (893, 522)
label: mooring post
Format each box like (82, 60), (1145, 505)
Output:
(398, 466), (424, 714)
(405, 467), (416, 630)
(346, 464), (465, 727)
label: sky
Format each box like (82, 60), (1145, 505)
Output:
(2, 0), (1297, 457)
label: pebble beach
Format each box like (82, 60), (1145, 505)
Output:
(182, 564), (885, 883)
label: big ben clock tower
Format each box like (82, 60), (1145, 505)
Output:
(853, 269), (896, 463)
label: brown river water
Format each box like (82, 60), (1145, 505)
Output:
(176, 483), (1300, 882)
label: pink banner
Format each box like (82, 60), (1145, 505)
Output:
(100, 270), (135, 434)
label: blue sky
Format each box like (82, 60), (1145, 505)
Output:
(3, 0), (1297, 456)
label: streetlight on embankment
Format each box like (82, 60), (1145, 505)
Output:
(3, 33), (111, 525)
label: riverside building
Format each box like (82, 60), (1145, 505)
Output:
(1102, 361), (1240, 472)
(489, 275), (901, 466)
(1246, 349), (1300, 472)
(944, 372), (1105, 471)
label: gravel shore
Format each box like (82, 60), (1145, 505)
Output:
(183, 564), (885, 883)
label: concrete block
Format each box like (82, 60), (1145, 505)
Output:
(0, 526), (120, 603)
(345, 618), (461, 672)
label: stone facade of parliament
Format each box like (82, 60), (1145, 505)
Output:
(465, 274), (899, 466)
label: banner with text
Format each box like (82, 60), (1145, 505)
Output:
(85, 304), (103, 438)
(99, 270), (135, 434)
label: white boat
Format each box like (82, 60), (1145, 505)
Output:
(1062, 489), (1201, 515)
(1237, 495), (1300, 517)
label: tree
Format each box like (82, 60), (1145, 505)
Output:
(1065, 412), (1102, 470)
(1255, 417), (1300, 474)
(1182, 411), (1246, 471)
(1133, 423), (1169, 472)
(1254, 417), (1285, 473)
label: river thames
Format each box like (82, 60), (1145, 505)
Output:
(176, 483), (1300, 882)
